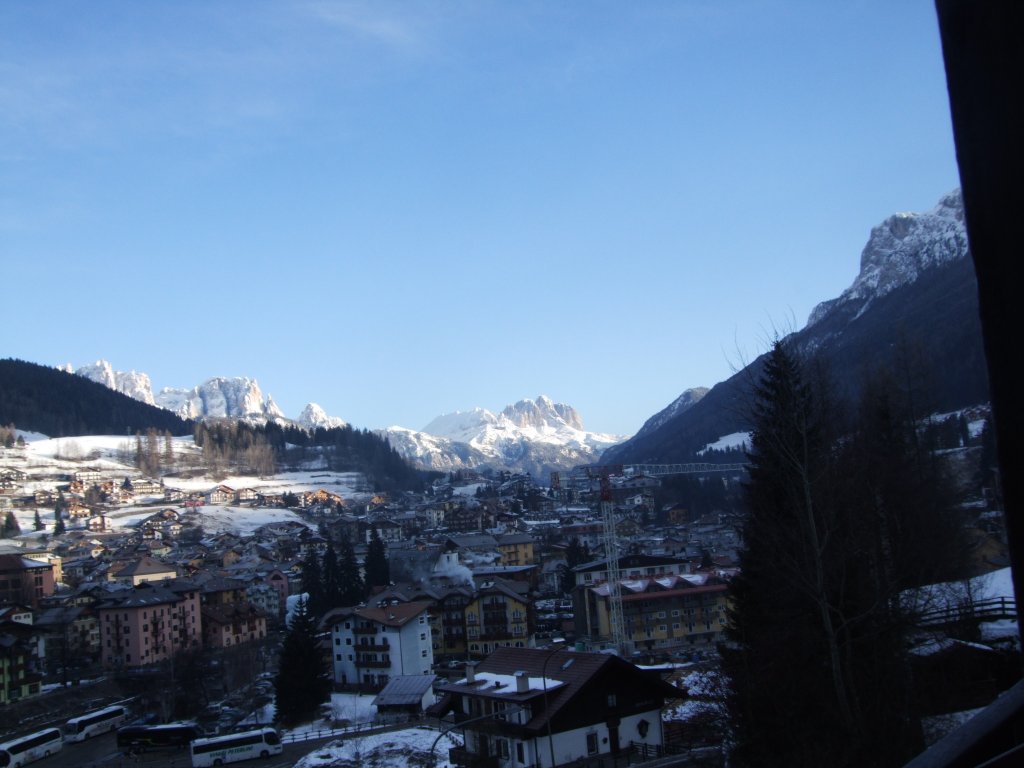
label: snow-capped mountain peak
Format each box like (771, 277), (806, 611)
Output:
(501, 395), (584, 430)
(155, 376), (284, 421)
(408, 395), (623, 476)
(298, 403), (348, 430)
(74, 359), (156, 405)
(807, 189), (968, 327)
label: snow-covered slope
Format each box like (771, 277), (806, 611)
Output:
(379, 426), (488, 472)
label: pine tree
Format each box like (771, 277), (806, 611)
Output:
(364, 528), (389, 593)
(301, 548), (326, 619)
(274, 598), (329, 727)
(163, 430), (175, 469)
(723, 341), (856, 766)
(722, 341), (966, 767)
(321, 544), (342, 610)
(33, 510), (44, 531)
(2, 512), (20, 537)
(338, 537), (365, 607)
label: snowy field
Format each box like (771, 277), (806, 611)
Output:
(2, 432), (375, 537)
(293, 726), (461, 768)
(235, 692), (460, 768)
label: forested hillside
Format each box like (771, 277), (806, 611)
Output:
(0, 358), (194, 437)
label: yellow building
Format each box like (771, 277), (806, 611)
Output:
(577, 572), (732, 654)
(464, 580), (534, 658)
(496, 533), (536, 567)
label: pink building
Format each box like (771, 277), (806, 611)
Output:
(97, 582), (201, 668)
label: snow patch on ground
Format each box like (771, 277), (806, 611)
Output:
(293, 726), (461, 768)
(699, 432), (750, 454)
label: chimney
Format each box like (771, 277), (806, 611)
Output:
(514, 670), (529, 693)
(465, 662), (476, 683)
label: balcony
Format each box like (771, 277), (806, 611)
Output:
(449, 747), (498, 768)
(356, 641), (390, 652)
(479, 631), (512, 641)
(355, 658), (391, 669)
(353, 625), (378, 635)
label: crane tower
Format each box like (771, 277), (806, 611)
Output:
(599, 475), (627, 655)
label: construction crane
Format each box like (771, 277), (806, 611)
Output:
(598, 474), (627, 656)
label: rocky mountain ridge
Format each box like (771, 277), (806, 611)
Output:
(66, 363), (615, 476)
(602, 189), (988, 465)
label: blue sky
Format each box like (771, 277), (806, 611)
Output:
(1, 1), (961, 436)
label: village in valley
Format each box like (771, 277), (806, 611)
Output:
(0, 424), (1016, 768)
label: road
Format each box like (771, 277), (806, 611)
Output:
(35, 730), (341, 768)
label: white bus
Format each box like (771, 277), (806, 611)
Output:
(0, 728), (63, 768)
(189, 728), (282, 766)
(64, 705), (128, 742)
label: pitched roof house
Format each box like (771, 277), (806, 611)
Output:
(432, 646), (681, 768)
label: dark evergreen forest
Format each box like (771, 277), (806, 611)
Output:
(0, 358), (193, 436)
(193, 419), (422, 491)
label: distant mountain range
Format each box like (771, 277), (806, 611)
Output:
(36, 191), (982, 477)
(603, 190), (989, 465)
(382, 395), (623, 477)
(63, 362), (619, 477)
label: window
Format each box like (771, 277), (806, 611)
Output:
(587, 733), (598, 755)
(516, 742), (525, 762)
(607, 694), (617, 707)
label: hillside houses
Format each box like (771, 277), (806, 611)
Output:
(0, 445), (758, 710)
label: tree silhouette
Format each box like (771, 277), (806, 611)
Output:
(274, 598), (329, 727)
(722, 340), (968, 767)
(364, 528), (389, 594)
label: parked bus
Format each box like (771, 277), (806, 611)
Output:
(116, 723), (200, 752)
(0, 728), (63, 768)
(63, 705), (128, 742)
(189, 728), (282, 766)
